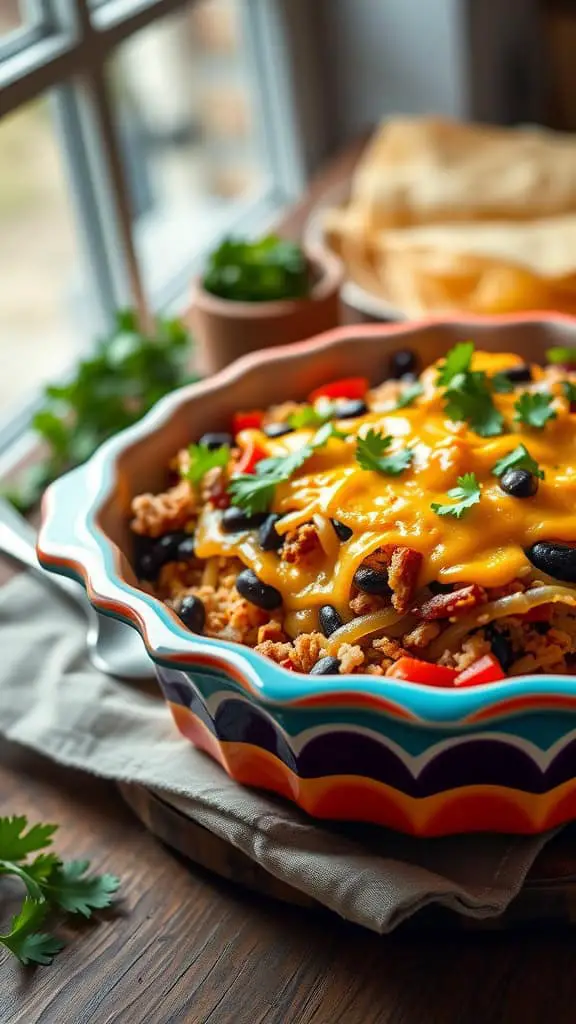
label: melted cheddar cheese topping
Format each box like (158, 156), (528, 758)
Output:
(195, 351), (576, 623)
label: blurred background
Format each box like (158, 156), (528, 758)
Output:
(1, 0), (575, 455)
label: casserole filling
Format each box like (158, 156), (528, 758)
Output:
(129, 342), (576, 684)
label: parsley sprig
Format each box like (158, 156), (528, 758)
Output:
(228, 423), (347, 514)
(431, 473), (482, 519)
(492, 444), (544, 480)
(0, 816), (120, 966)
(436, 342), (505, 437)
(355, 429), (414, 476)
(514, 391), (557, 429)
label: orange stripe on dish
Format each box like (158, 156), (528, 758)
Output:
(467, 693), (576, 724)
(169, 703), (576, 836)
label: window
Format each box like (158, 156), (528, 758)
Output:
(0, 0), (309, 456)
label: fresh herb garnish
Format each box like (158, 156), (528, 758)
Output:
(492, 444), (544, 480)
(202, 235), (309, 303)
(431, 473), (482, 519)
(5, 310), (196, 512)
(562, 380), (576, 403)
(355, 429), (414, 476)
(288, 403), (333, 429)
(514, 391), (557, 429)
(0, 815), (120, 966)
(546, 347), (576, 365)
(393, 381), (424, 409)
(183, 443), (230, 484)
(436, 342), (505, 437)
(491, 372), (514, 394)
(228, 422), (346, 514)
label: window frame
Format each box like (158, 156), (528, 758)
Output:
(0, 0), (314, 459)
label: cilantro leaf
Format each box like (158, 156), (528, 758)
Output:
(0, 898), (63, 966)
(288, 404), (333, 429)
(491, 372), (514, 394)
(393, 381), (424, 409)
(436, 342), (474, 387)
(0, 816), (57, 861)
(356, 430), (414, 476)
(443, 371), (505, 437)
(311, 422), (348, 448)
(562, 380), (576, 403)
(431, 473), (482, 519)
(546, 347), (576, 365)
(227, 474), (278, 515)
(514, 391), (557, 429)
(184, 443), (229, 484)
(43, 860), (120, 918)
(492, 444), (544, 480)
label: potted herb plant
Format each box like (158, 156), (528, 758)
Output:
(187, 235), (343, 374)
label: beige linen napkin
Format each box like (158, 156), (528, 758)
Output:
(0, 573), (556, 934)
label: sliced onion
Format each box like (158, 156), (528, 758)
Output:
(313, 514), (340, 560)
(324, 607), (404, 654)
(427, 585), (576, 660)
(201, 557), (220, 589)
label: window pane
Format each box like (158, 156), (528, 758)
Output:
(109, 0), (268, 294)
(0, 99), (83, 423)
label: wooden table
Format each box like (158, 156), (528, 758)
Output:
(3, 142), (576, 1023)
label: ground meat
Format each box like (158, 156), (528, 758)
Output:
(365, 663), (388, 676)
(446, 634), (491, 671)
(257, 620), (288, 645)
(131, 479), (197, 537)
(281, 523), (321, 565)
(349, 591), (387, 615)
(485, 579), (526, 601)
(386, 546), (423, 614)
(254, 639), (294, 666)
(372, 636), (407, 661)
(417, 584), (487, 621)
(156, 561), (204, 599)
(336, 643), (365, 673)
(293, 632), (327, 673)
(402, 621), (441, 649)
(201, 466), (229, 509)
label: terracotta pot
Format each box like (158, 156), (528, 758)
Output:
(186, 248), (344, 375)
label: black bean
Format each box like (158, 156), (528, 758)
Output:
(177, 535), (197, 560)
(525, 541), (576, 583)
(157, 531), (189, 561)
(335, 399), (368, 419)
(258, 514), (283, 551)
(177, 595), (206, 633)
(353, 565), (391, 595)
(318, 605), (343, 637)
(331, 519), (353, 542)
(310, 656), (341, 675)
(485, 624), (514, 672)
(390, 349), (418, 379)
(199, 431), (233, 450)
(221, 507), (267, 533)
(500, 468), (539, 499)
(533, 622), (550, 635)
(502, 363), (532, 383)
(134, 531), (187, 579)
(136, 550), (161, 580)
(235, 568), (283, 610)
(263, 422), (294, 438)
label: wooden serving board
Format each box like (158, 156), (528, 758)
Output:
(119, 782), (576, 930)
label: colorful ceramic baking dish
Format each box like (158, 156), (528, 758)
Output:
(38, 315), (576, 836)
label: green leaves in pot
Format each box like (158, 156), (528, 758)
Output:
(202, 235), (310, 303)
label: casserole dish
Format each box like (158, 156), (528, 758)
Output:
(38, 314), (576, 836)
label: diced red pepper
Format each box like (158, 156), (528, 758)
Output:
(232, 410), (264, 434)
(385, 656), (458, 687)
(279, 658), (296, 672)
(521, 603), (552, 623)
(233, 439), (267, 476)
(454, 654), (506, 688)
(308, 377), (369, 403)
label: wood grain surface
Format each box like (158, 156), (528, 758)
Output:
(3, 140), (576, 1023)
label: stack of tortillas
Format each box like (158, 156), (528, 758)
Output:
(324, 117), (576, 316)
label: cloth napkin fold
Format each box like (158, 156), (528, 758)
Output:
(0, 573), (556, 934)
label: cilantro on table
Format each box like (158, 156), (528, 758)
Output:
(562, 380), (576, 403)
(228, 423), (347, 515)
(5, 310), (197, 513)
(184, 443), (230, 484)
(492, 444), (544, 480)
(435, 342), (504, 437)
(355, 429), (414, 476)
(546, 347), (576, 365)
(0, 816), (120, 966)
(202, 235), (310, 303)
(392, 381), (424, 409)
(514, 391), (557, 429)
(431, 473), (482, 519)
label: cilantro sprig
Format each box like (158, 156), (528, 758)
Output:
(228, 423), (347, 514)
(436, 342), (504, 437)
(0, 816), (120, 966)
(562, 380), (576, 403)
(431, 473), (482, 519)
(491, 372), (514, 394)
(355, 429), (414, 476)
(392, 381), (424, 409)
(183, 442), (230, 484)
(492, 444), (544, 480)
(288, 403), (333, 429)
(514, 391), (557, 429)
(546, 347), (576, 366)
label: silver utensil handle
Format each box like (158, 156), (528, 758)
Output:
(0, 497), (85, 608)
